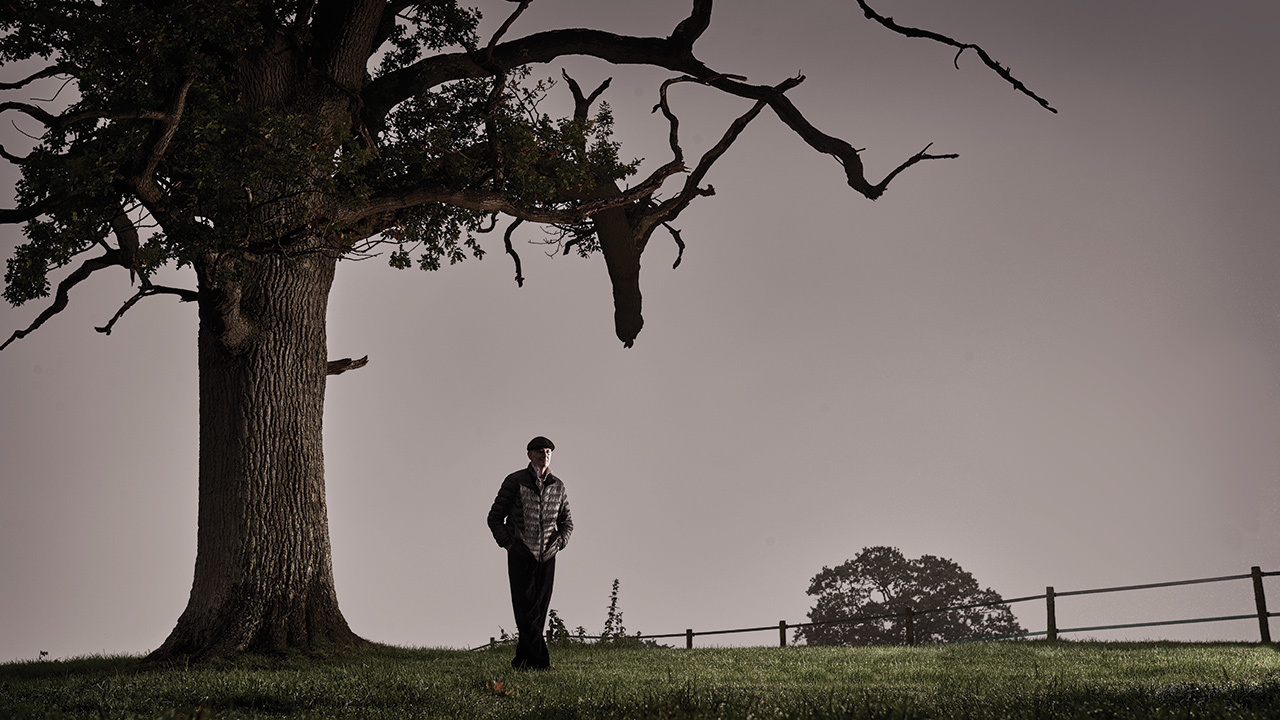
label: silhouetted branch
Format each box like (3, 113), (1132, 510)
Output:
(0, 143), (29, 165)
(874, 142), (956, 192)
(0, 101), (165, 130)
(854, 0), (1056, 113)
(561, 70), (611, 121)
(633, 78), (768, 242)
(485, 0), (533, 60)
(663, 223), (686, 269)
(0, 63), (76, 90)
(326, 355), (369, 376)
(0, 191), (73, 225)
(1, 253), (115, 351)
(504, 218), (525, 287)
(94, 284), (199, 335)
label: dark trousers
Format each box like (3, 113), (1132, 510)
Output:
(507, 546), (556, 669)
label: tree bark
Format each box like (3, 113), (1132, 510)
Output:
(149, 248), (363, 661)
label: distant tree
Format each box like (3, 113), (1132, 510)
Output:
(0, 0), (1052, 661)
(798, 546), (1025, 646)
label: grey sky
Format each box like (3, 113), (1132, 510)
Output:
(2, 1), (1278, 661)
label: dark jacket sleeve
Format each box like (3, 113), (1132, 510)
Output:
(556, 490), (573, 550)
(486, 475), (518, 548)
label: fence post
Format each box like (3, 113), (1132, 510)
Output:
(1253, 566), (1272, 644)
(1046, 586), (1057, 641)
(779, 620), (788, 648)
(686, 628), (693, 649)
(903, 607), (915, 646)
(490, 637), (496, 649)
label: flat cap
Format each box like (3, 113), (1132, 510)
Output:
(527, 436), (555, 452)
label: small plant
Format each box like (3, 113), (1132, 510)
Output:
(547, 609), (571, 643)
(601, 578), (627, 641)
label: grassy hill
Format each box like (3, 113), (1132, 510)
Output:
(2, 641), (1278, 718)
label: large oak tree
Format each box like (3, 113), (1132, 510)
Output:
(0, 0), (1050, 660)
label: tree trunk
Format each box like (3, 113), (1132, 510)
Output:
(149, 248), (363, 661)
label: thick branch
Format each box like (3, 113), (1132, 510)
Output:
(854, 0), (1056, 113)
(343, 165), (683, 231)
(0, 192), (71, 225)
(363, 15), (708, 127)
(669, 0), (713, 47)
(326, 355), (369, 375)
(310, 0), (387, 88)
(135, 75), (197, 202)
(503, 218), (525, 287)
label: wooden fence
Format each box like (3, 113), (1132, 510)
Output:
(477, 565), (1278, 650)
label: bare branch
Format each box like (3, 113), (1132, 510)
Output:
(31, 75), (77, 104)
(700, 73), (949, 199)
(1, 253), (115, 351)
(0, 143), (29, 165)
(631, 79), (768, 242)
(0, 101), (165, 130)
(874, 142), (956, 192)
(0, 63), (76, 91)
(854, 0), (1056, 113)
(561, 71), (611, 122)
(503, 218), (525, 287)
(663, 223), (686, 269)
(0, 101), (61, 127)
(485, 1), (533, 60)
(94, 284), (199, 336)
(327, 355), (369, 376)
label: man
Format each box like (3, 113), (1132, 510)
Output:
(486, 435), (573, 670)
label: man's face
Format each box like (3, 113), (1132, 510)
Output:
(528, 448), (552, 473)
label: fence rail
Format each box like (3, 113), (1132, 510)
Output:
(474, 565), (1278, 651)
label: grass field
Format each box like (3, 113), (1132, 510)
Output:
(2, 641), (1278, 719)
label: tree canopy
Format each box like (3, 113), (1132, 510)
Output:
(1, 0), (1051, 350)
(799, 546), (1026, 646)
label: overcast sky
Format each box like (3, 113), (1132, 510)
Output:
(2, 1), (1279, 662)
